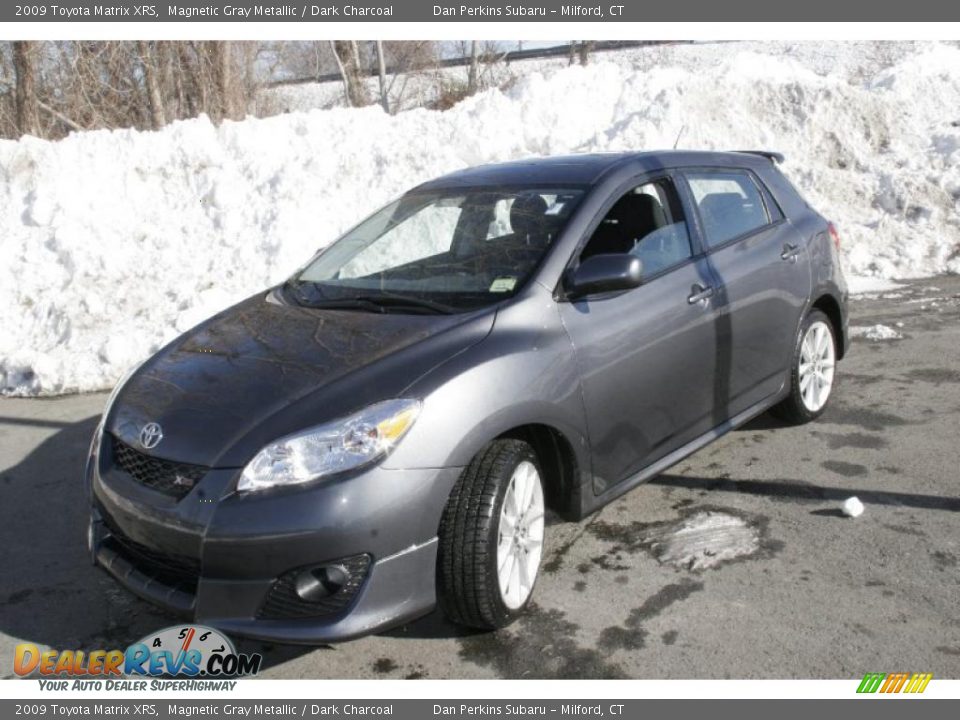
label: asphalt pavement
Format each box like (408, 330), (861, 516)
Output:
(1, 276), (958, 679)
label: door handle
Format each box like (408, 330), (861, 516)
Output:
(687, 284), (715, 305)
(781, 243), (800, 262)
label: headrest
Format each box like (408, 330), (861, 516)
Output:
(699, 193), (747, 219)
(602, 193), (666, 239)
(510, 194), (549, 238)
(632, 193), (667, 228)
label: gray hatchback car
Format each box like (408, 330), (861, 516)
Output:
(87, 150), (848, 642)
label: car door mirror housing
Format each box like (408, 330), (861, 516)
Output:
(565, 254), (643, 299)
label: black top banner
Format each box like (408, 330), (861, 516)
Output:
(4, 0), (957, 22)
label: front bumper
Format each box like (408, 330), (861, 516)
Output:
(89, 442), (462, 644)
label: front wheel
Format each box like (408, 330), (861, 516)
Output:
(773, 309), (837, 423)
(437, 439), (545, 630)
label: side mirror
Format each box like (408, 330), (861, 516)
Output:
(565, 254), (642, 299)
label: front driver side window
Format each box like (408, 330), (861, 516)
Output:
(580, 178), (692, 277)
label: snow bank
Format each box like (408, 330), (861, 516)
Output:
(2, 42), (960, 395)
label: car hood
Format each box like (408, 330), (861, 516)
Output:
(108, 291), (494, 468)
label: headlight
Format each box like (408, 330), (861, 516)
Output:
(237, 399), (421, 493)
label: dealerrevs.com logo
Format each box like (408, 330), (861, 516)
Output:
(15, 625), (261, 690)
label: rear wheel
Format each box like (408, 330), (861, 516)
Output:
(773, 309), (837, 423)
(437, 439), (545, 630)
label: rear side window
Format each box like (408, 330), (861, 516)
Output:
(686, 171), (771, 248)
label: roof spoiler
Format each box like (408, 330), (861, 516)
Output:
(735, 150), (785, 164)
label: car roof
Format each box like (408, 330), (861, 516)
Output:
(415, 150), (778, 190)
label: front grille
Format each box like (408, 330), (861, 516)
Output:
(101, 512), (200, 594)
(112, 436), (207, 500)
(257, 554), (371, 620)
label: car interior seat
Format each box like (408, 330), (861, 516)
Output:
(582, 193), (667, 259)
(509, 194), (551, 247)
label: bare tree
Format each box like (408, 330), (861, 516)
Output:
(1, 39), (595, 140)
(375, 40), (389, 113)
(0, 46), (17, 137)
(0, 40), (263, 140)
(329, 41), (350, 106)
(578, 41), (594, 66)
(179, 42), (205, 117)
(332, 40), (369, 107)
(468, 41), (479, 94)
(13, 41), (39, 136)
(212, 41), (233, 120)
(266, 41), (339, 83)
(379, 41), (440, 112)
(138, 41), (166, 129)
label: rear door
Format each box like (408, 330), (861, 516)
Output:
(681, 168), (812, 419)
(557, 174), (719, 496)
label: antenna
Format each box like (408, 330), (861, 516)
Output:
(673, 125), (686, 149)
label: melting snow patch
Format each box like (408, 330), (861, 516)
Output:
(646, 511), (760, 571)
(847, 277), (904, 295)
(850, 324), (903, 341)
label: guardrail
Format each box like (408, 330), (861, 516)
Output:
(265, 40), (692, 88)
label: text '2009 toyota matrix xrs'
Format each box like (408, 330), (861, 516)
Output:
(88, 150), (848, 642)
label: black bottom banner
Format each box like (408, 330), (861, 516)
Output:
(1, 699), (956, 720)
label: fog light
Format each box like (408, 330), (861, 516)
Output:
(294, 564), (350, 602)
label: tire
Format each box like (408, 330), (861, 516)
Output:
(773, 309), (838, 424)
(437, 439), (545, 630)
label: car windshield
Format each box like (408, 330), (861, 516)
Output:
(291, 186), (585, 312)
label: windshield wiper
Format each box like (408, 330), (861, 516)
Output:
(355, 294), (456, 314)
(283, 279), (318, 305)
(283, 280), (457, 314)
(298, 293), (455, 315)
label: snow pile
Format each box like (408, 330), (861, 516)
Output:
(850, 324), (903, 341)
(263, 41), (934, 116)
(2, 42), (960, 395)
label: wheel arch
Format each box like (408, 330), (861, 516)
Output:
(496, 423), (582, 521)
(811, 292), (846, 359)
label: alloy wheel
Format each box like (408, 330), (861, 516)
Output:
(799, 320), (836, 412)
(496, 460), (545, 610)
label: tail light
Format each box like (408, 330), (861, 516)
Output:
(827, 222), (841, 251)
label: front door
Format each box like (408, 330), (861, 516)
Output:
(557, 176), (719, 495)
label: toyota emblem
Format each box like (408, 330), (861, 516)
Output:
(139, 422), (163, 450)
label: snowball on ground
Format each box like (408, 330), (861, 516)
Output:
(842, 497), (865, 518)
